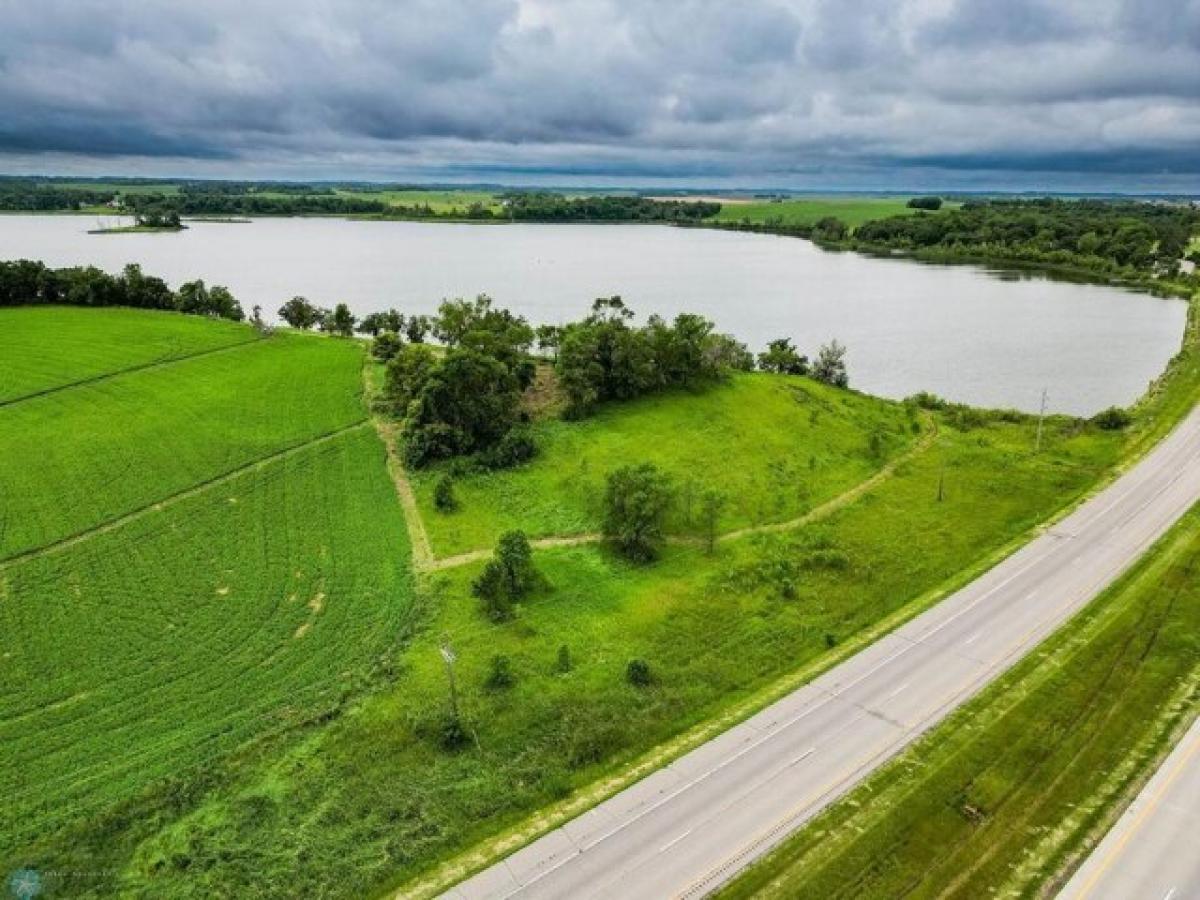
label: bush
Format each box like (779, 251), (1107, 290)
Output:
(477, 426), (538, 470)
(907, 196), (943, 210)
(403, 423), (467, 468)
(433, 475), (457, 512)
(484, 655), (514, 690)
(1092, 406), (1133, 430)
(473, 560), (513, 622)
(626, 658), (653, 687)
(438, 713), (469, 751)
(556, 644), (572, 674)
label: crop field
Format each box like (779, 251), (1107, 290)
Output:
(720, 502), (1200, 900)
(0, 307), (415, 891)
(0, 427), (414, 858)
(0, 306), (257, 404)
(61, 409), (1125, 899)
(708, 196), (949, 229)
(411, 373), (918, 556)
(0, 331), (366, 559)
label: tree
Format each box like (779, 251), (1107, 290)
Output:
(698, 489), (727, 555)
(358, 311), (398, 336)
(495, 530), (537, 597)
(278, 295), (319, 330)
(371, 331), (403, 362)
(404, 314), (431, 343)
(757, 338), (808, 375)
(384, 342), (439, 414)
(473, 561), (513, 622)
(812, 216), (848, 241)
(177, 279), (243, 321)
(535, 324), (563, 360)
(603, 463), (673, 562)
(813, 340), (849, 388)
(404, 348), (522, 466)
(329, 302), (356, 337)
(1092, 406), (1133, 430)
(906, 196), (943, 210)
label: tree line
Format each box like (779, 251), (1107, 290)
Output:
(500, 193), (721, 222)
(0, 259), (244, 320)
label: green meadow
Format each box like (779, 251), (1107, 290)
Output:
(411, 373), (918, 556)
(709, 196), (942, 229)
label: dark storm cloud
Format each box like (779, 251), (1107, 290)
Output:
(0, 0), (1197, 186)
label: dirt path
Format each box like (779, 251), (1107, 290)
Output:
(422, 412), (938, 573)
(371, 418), (435, 571)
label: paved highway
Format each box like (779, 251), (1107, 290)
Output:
(447, 407), (1200, 900)
(1058, 715), (1200, 900)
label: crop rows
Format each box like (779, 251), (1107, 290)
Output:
(0, 427), (413, 852)
(0, 330), (366, 559)
(0, 306), (257, 404)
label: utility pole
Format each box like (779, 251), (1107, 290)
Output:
(1035, 387), (1048, 454)
(440, 639), (459, 721)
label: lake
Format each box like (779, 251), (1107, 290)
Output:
(1, 214), (1187, 415)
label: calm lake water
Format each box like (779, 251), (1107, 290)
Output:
(2, 214), (1187, 415)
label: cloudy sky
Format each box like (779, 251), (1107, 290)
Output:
(1, 0), (1197, 190)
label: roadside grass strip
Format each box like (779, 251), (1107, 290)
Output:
(718, 504), (1200, 900)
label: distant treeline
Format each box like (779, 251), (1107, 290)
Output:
(500, 193), (721, 222)
(0, 182), (113, 211)
(852, 199), (1199, 274)
(0, 259), (245, 321)
(124, 193), (389, 217)
(704, 198), (1200, 285)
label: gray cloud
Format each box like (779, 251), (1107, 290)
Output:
(0, 0), (1196, 187)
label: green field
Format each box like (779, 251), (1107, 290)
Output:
(338, 188), (503, 214)
(39, 405), (1122, 900)
(720, 501), (1200, 900)
(0, 298), (1182, 899)
(0, 308), (414, 892)
(412, 374), (918, 556)
(0, 427), (413, 855)
(709, 196), (942, 229)
(0, 331), (367, 559)
(0, 306), (257, 403)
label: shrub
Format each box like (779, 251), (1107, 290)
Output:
(484, 655), (514, 690)
(556, 644), (572, 674)
(473, 560), (513, 622)
(626, 658), (653, 687)
(1092, 406), (1133, 430)
(907, 196), (943, 210)
(477, 426), (537, 470)
(439, 713), (469, 751)
(433, 475), (457, 512)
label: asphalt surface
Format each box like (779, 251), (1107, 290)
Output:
(447, 407), (1200, 900)
(1058, 715), (1200, 900)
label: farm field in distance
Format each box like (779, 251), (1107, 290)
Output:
(707, 196), (948, 229)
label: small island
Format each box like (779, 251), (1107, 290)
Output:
(89, 209), (186, 234)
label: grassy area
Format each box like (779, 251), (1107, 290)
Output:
(0, 306), (257, 403)
(34, 406), (1122, 899)
(0, 331), (366, 559)
(719, 502), (1200, 900)
(411, 373), (918, 556)
(708, 197), (943, 230)
(338, 188), (504, 214)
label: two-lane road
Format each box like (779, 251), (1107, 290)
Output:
(1058, 715), (1200, 900)
(447, 407), (1200, 900)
